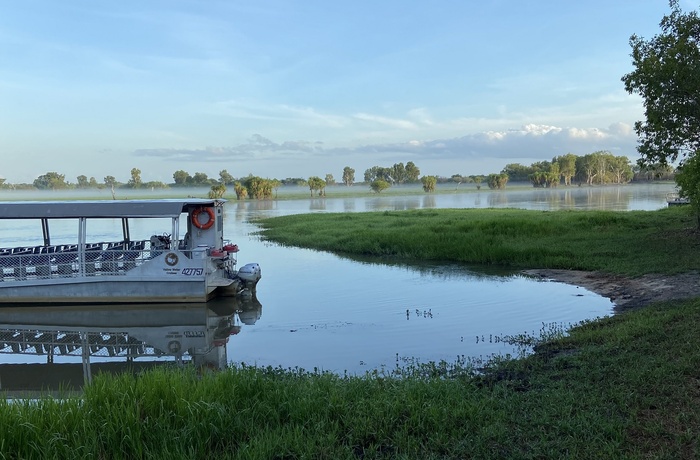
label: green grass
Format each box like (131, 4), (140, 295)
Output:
(256, 206), (700, 276)
(2, 298), (700, 458)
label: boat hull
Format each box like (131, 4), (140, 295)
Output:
(0, 277), (214, 304)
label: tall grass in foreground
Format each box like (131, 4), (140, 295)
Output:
(256, 206), (700, 276)
(2, 298), (700, 458)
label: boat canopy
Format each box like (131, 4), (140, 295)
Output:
(0, 199), (224, 219)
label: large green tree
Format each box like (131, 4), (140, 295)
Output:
(622, 1), (700, 167)
(33, 172), (68, 190)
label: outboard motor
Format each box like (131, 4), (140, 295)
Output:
(237, 263), (261, 287)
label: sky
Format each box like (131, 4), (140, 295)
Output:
(0, 0), (695, 185)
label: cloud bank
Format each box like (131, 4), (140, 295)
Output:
(134, 123), (639, 167)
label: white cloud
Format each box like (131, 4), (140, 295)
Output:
(134, 122), (639, 168)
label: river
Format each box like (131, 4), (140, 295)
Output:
(0, 182), (678, 384)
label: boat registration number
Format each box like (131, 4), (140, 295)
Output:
(182, 268), (204, 276)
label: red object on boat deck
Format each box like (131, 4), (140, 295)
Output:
(223, 244), (239, 253)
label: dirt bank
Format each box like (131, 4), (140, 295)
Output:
(523, 269), (700, 312)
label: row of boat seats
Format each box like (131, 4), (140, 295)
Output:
(0, 240), (148, 271)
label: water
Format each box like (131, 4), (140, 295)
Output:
(0, 183), (676, 383)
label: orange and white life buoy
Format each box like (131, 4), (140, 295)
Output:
(191, 207), (215, 230)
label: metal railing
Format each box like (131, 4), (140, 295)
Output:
(0, 240), (238, 282)
(0, 329), (180, 358)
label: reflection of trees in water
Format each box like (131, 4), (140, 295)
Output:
(581, 186), (630, 209)
(309, 198), (326, 211)
(225, 200), (277, 222)
(366, 197), (420, 211)
(397, 198), (420, 211)
(487, 192), (509, 207)
(422, 195), (436, 209)
(343, 199), (356, 212)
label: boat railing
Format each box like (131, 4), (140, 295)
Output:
(0, 239), (216, 281)
(0, 329), (211, 358)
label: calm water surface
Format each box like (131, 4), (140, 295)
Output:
(0, 183), (677, 379)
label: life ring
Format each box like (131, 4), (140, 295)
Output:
(192, 207), (215, 230)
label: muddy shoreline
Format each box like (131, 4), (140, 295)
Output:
(523, 269), (700, 312)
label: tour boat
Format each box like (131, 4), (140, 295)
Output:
(0, 199), (261, 304)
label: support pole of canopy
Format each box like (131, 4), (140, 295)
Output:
(122, 218), (130, 243)
(78, 218), (86, 277)
(41, 218), (50, 246)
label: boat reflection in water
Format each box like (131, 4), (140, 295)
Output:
(0, 295), (262, 394)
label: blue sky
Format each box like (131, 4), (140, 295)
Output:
(0, 1), (692, 184)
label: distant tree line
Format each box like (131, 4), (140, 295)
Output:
(0, 152), (677, 197)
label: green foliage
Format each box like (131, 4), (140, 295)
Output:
(369, 179), (390, 193)
(501, 163), (535, 182)
(622, 0), (700, 167)
(421, 175), (437, 192)
(173, 170), (190, 185)
(208, 183), (226, 199)
(233, 181), (248, 200)
(127, 168), (142, 188)
(342, 166), (355, 186)
(33, 172), (68, 190)
(218, 169), (234, 185)
(487, 173), (509, 189)
(675, 154), (700, 225)
(307, 176), (326, 196)
(243, 176), (273, 199)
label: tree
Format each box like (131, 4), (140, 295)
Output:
(325, 174), (336, 186)
(33, 172), (68, 190)
(243, 176), (273, 199)
(208, 184), (226, 199)
(405, 162), (420, 182)
(233, 182), (248, 200)
(470, 175), (484, 189)
(391, 163), (407, 184)
(76, 175), (89, 188)
(421, 175), (437, 192)
(103, 176), (118, 188)
(308, 176), (326, 197)
(128, 168), (142, 188)
(219, 169), (234, 185)
(487, 173), (509, 190)
(192, 172), (209, 185)
(502, 163), (535, 182)
(173, 170), (191, 186)
(609, 156), (634, 184)
(342, 166), (355, 186)
(675, 154), (700, 226)
(555, 153), (578, 186)
(622, 1), (700, 167)
(369, 179), (390, 193)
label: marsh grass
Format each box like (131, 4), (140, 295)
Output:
(3, 299), (700, 458)
(256, 206), (700, 276)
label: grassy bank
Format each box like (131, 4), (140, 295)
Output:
(256, 206), (700, 276)
(2, 297), (700, 458)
